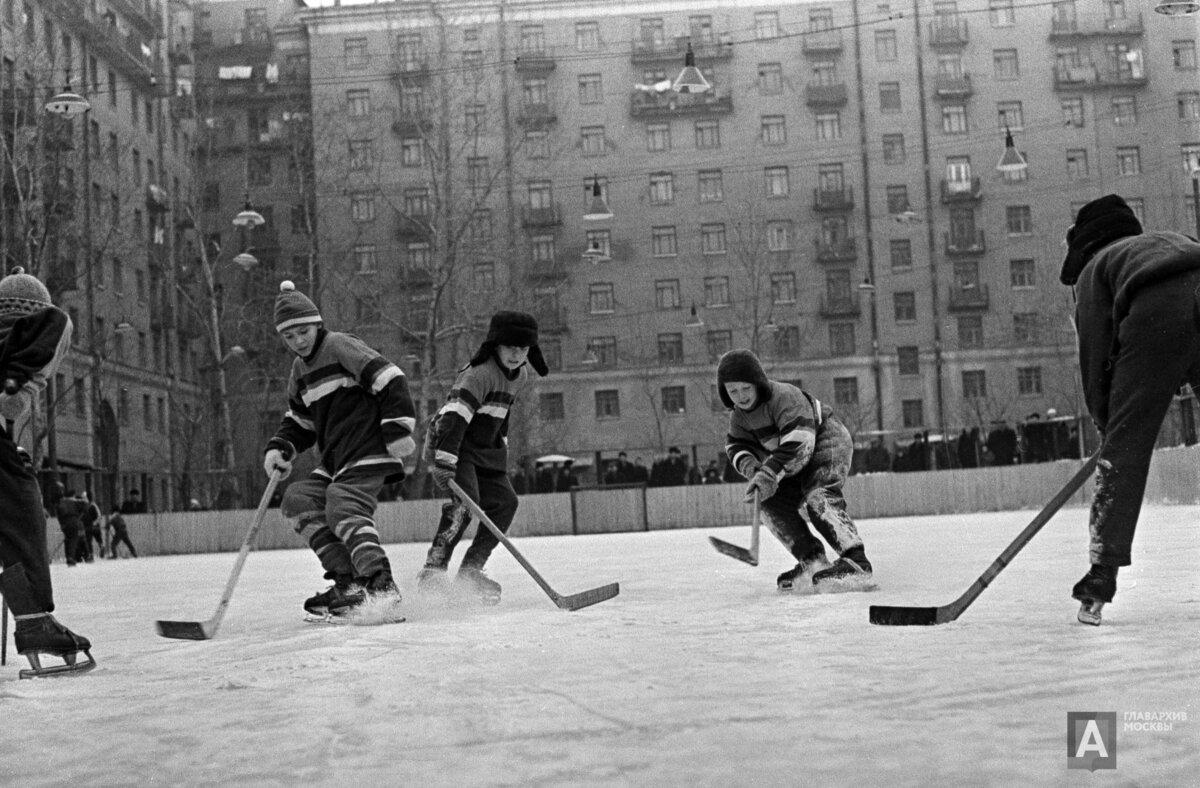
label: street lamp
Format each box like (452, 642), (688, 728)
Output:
(232, 194), (265, 229)
(1155, 0), (1200, 14)
(671, 42), (711, 94)
(232, 251), (258, 271)
(583, 176), (613, 222)
(995, 126), (1028, 174)
(858, 277), (885, 431)
(45, 84), (91, 116)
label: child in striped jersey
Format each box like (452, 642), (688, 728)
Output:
(418, 311), (548, 604)
(263, 281), (417, 618)
(718, 349), (874, 592)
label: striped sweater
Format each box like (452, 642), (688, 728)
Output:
(266, 330), (415, 482)
(429, 356), (529, 472)
(0, 307), (72, 430)
(724, 380), (830, 481)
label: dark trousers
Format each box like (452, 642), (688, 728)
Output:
(1088, 269), (1200, 566)
(426, 465), (518, 571)
(109, 527), (137, 558)
(281, 470), (391, 582)
(0, 435), (54, 615)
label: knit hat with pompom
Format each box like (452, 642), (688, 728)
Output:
(0, 267), (52, 317)
(273, 280), (322, 332)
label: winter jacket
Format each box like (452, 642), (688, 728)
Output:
(428, 355), (530, 473)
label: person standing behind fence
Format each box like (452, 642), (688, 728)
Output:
(56, 490), (85, 566)
(80, 491), (103, 559)
(106, 506), (138, 559)
(119, 488), (146, 515)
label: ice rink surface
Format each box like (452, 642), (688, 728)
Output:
(2, 504), (1197, 787)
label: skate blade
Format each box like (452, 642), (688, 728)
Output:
(1077, 600), (1104, 626)
(19, 650), (97, 679)
(304, 611), (406, 626)
(813, 575), (878, 595)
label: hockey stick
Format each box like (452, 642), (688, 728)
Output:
(869, 449), (1100, 626)
(155, 469), (283, 640)
(708, 489), (761, 566)
(2, 594), (7, 666)
(448, 480), (619, 611)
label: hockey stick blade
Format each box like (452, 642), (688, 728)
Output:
(154, 619), (213, 640)
(708, 536), (759, 566)
(868, 450), (1099, 627)
(554, 582), (620, 611)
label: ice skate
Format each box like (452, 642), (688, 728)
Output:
(416, 565), (451, 596)
(302, 573), (364, 618)
(812, 547), (876, 593)
(777, 553), (831, 592)
(457, 565), (501, 606)
(13, 613), (96, 679)
(1072, 565), (1117, 626)
(308, 571), (405, 625)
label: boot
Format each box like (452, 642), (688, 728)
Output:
(811, 546), (873, 587)
(362, 570), (401, 601)
(777, 551), (831, 592)
(457, 565), (501, 605)
(1073, 565), (1117, 626)
(13, 613), (96, 678)
(416, 565), (450, 595)
(303, 573), (363, 616)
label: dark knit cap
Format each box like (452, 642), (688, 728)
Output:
(0, 267), (52, 316)
(1060, 194), (1143, 285)
(468, 311), (548, 376)
(716, 349), (772, 409)
(273, 280), (322, 332)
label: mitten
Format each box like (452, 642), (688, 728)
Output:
(386, 435), (416, 460)
(263, 447), (293, 479)
(431, 462), (457, 490)
(734, 454), (761, 480)
(745, 468), (779, 502)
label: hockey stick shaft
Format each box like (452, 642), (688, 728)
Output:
(708, 490), (761, 566)
(1, 594), (7, 666)
(448, 480), (618, 611)
(156, 470), (282, 640)
(870, 450), (1100, 626)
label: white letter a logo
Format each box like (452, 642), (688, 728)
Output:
(1075, 719), (1109, 758)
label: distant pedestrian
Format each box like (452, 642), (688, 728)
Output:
(56, 490), (86, 566)
(119, 488), (147, 515)
(80, 491), (104, 559)
(106, 506), (138, 559)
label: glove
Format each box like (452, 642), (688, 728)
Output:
(386, 435), (416, 460)
(0, 389), (29, 422)
(734, 455), (761, 480)
(431, 462), (457, 491)
(263, 447), (293, 480)
(744, 468), (779, 502)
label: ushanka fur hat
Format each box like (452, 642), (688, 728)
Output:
(469, 311), (548, 376)
(273, 280), (322, 332)
(1060, 194), (1143, 285)
(0, 267), (52, 316)
(716, 349), (772, 409)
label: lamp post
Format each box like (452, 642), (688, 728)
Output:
(858, 278), (885, 431)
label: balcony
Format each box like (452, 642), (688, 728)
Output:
(526, 260), (568, 283)
(933, 74), (973, 99)
(940, 177), (982, 203)
(149, 295), (167, 330)
(399, 267), (433, 290)
(944, 230), (986, 256)
(629, 91), (733, 119)
(928, 17), (969, 47)
(1053, 64), (1148, 90)
(630, 35), (733, 64)
(391, 113), (433, 138)
(393, 58), (432, 82)
(395, 213), (432, 240)
(213, 73), (311, 105)
(805, 83), (848, 107)
(516, 102), (558, 127)
(819, 293), (862, 318)
(108, 0), (163, 36)
(801, 29), (844, 54)
(513, 47), (556, 73)
(1050, 11), (1143, 38)
(813, 186), (854, 212)
(521, 203), (562, 229)
(82, 13), (157, 87)
(535, 306), (569, 334)
(813, 237), (857, 263)
(947, 283), (990, 312)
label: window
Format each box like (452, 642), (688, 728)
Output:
(993, 49), (1019, 80)
(704, 276), (730, 307)
(346, 89), (370, 117)
(942, 105), (967, 134)
(1116, 146), (1141, 176)
(898, 346), (920, 375)
(1017, 367), (1043, 396)
(588, 336), (617, 366)
(524, 130), (549, 160)
(1006, 205), (1033, 235)
(585, 229), (610, 258)
(649, 173), (674, 204)
(690, 15), (714, 42)
(755, 11), (779, 39)
(467, 157), (489, 191)
(879, 82), (901, 112)
(893, 292), (916, 322)
(758, 63), (783, 94)
(886, 185), (910, 214)
(661, 386), (687, 415)
(770, 273), (798, 304)
(1173, 40), (1197, 70)
(540, 392), (565, 421)
(767, 221), (792, 252)
(348, 139), (373, 170)
(816, 112), (841, 141)
(576, 21), (600, 51)
(1112, 95), (1137, 125)
(764, 166), (789, 198)
(1179, 92), (1200, 121)
(961, 370), (987, 400)
(401, 138), (423, 167)
(958, 315), (984, 349)
(1066, 148), (1088, 178)
(833, 378), (859, 406)
(829, 323), (856, 356)
(579, 74), (603, 104)
(344, 38), (369, 68)
(762, 115), (786, 145)
(1062, 97), (1085, 128)
(589, 283), (615, 314)
(652, 226), (677, 257)
(1010, 259), (1036, 288)
(581, 125), (606, 157)
(248, 154), (271, 186)
(890, 239), (913, 271)
(531, 235), (556, 263)
(698, 170), (723, 202)
(1182, 143), (1200, 173)
(875, 30), (898, 61)
(883, 134), (906, 164)
(351, 193), (376, 222)
(353, 244), (377, 274)
(701, 224), (726, 255)
(775, 326), (801, 358)
(1013, 312), (1040, 343)
(472, 262), (495, 291)
(522, 77), (549, 107)
(989, 0), (1015, 26)
(706, 330), (733, 362)
(902, 399), (924, 428)
(695, 120), (720, 149)
(595, 390), (620, 419)
(655, 280), (681, 310)
(646, 123), (671, 152)
(997, 101), (1023, 130)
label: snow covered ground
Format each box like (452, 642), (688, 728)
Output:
(2, 504), (1197, 787)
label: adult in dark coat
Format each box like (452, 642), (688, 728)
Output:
(1060, 194), (1200, 621)
(56, 490), (86, 567)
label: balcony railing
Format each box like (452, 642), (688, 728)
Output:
(516, 102), (558, 127)
(813, 237), (857, 263)
(391, 113), (433, 138)
(629, 91), (733, 119)
(944, 230), (986, 256)
(526, 260), (568, 282)
(928, 17), (969, 47)
(521, 203), (562, 228)
(813, 186), (854, 212)
(947, 283), (990, 312)
(940, 177), (982, 203)
(1053, 64), (1148, 89)
(107, 0), (163, 36)
(819, 293), (862, 318)
(1050, 11), (1143, 38)
(395, 213), (432, 240)
(933, 74), (973, 98)
(393, 58), (432, 81)
(513, 46), (556, 72)
(801, 29), (844, 54)
(630, 35), (733, 63)
(535, 306), (570, 333)
(805, 83), (848, 107)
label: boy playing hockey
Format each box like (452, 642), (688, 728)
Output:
(718, 348), (874, 592)
(263, 281), (416, 620)
(0, 267), (94, 677)
(418, 311), (548, 604)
